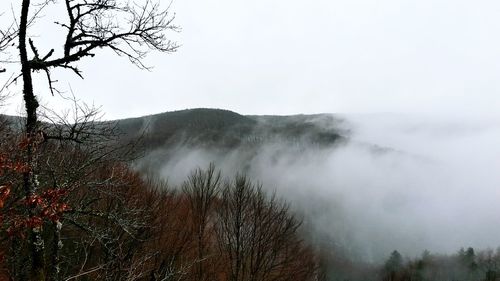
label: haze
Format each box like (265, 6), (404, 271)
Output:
(138, 113), (500, 261)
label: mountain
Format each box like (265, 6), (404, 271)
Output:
(115, 108), (347, 150)
(104, 108), (348, 178)
(0, 108), (348, 178)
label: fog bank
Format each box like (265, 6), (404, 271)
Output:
(141, 114), (500, 261)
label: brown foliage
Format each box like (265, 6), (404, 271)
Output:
(0, 116), (319, 280)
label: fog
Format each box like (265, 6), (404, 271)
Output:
(141, 113), (500, 262)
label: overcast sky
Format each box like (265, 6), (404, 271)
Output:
(2, 0), (500, 119)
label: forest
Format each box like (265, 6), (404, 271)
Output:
(1, 111), (500, 281)
(0, 117), (318, 280)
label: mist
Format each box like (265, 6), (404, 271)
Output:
(137, 113), (500, 262)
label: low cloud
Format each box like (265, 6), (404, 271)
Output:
(138, 113), (500, 262)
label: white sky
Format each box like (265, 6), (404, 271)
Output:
(2, 0), (500, 119)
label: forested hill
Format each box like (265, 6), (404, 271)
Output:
(115, 108), (347, 150)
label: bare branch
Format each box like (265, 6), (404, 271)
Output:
(28, 0), (179, 77)
(0, 15), (18, 73)
(39, 95), (115, 145)
(64, 265), (104, 281)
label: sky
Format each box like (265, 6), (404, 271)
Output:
(1, 0), (500, 119)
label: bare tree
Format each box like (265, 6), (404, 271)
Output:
(135, 177), (195, 281)
(2, 0), (179, 279)
(182, 163), (222, 281)
(215, 175), (317, 281)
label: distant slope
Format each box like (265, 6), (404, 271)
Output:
(115, 108), (347, 150)
(0, 108), (349, 177)
(0, 108), (347, 149)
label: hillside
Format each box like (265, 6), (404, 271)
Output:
(104, 108), (348, 179)
(115, 108), (347, 150)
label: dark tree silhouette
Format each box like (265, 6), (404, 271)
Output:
(383, 250), (403, 281)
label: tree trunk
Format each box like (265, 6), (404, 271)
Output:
(19, 0), (46, 279)
(49, 220), (62, 281)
